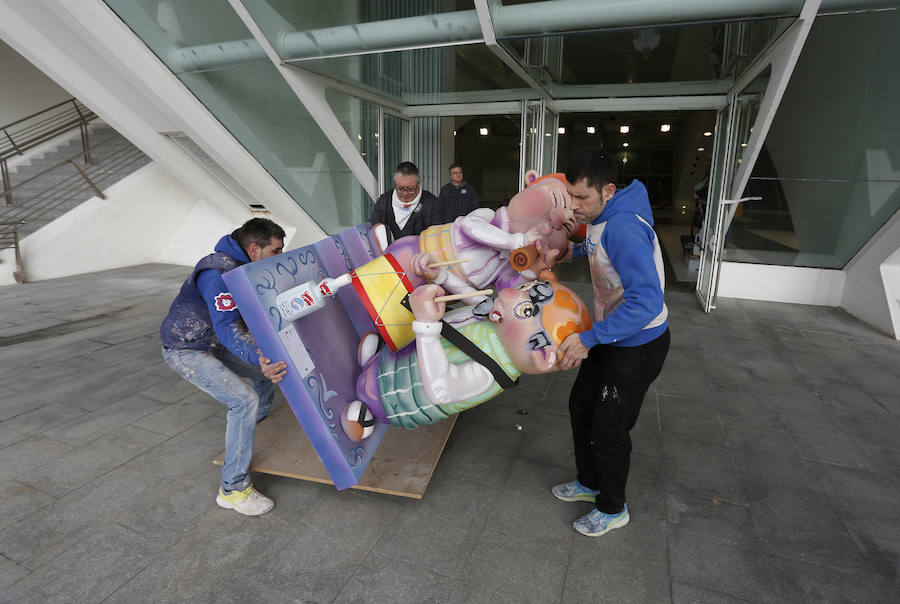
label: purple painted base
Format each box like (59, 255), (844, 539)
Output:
(222, 224), (385, 490)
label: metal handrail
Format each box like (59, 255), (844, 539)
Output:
(0, 220), (27, 284)
(0, 136), (147, 254)
(1, 98), (98, 205)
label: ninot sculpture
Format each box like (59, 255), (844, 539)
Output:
(340, 275), (592, 442)
(221, 173), (588, 490)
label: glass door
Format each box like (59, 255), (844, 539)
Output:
(696, 0), (819, 311)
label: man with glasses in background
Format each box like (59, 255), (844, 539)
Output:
(370, 161), (443, 244)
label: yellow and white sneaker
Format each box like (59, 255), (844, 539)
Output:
(215, 485), (274, 516)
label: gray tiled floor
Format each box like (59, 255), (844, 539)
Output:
(1, 264), (898, 603)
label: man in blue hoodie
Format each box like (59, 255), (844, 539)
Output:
(554, 150), (670, 537)
(160, 218), (288, 516)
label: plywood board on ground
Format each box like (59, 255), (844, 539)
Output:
(214, 403), (456, 499)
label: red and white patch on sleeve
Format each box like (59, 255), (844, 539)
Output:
(214, 292), (237, 312)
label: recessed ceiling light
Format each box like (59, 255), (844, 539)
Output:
(586, 126), (596, 134)
(545, 132), (551, 136)
(453, 130), (457, 136)
(741, 143), (747, 147)
(623, 156), (628, 163)
(660, 124), (671, 133)
(558, 127), (566, 135)
(619, 125), (630, 134)
(623, 142), (629, 147)
(357, 134), (362, 140)
(479, 127), (488, 136)
(697, 147), (705, 152)
(374, 132), (379, 138)
(703, 131), (712, 137)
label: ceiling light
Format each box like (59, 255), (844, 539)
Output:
(374, 132), (379, 138)
(660, 124), (671, 133)
(741, 143), (747, 147)
(479, 127), (488, 136)
(622, 156), (628, 163)
(453, 130), (457, 136)
(586, 126), (596, 134)
(703, 131), (712, 137)
(558, 127), (566, 135)
(545, 132), (551, 136)
(619, 125), (630, 134)
(623, 142), (629, 147)
(697, 147), (705, 152)
(357, 134), (362, 140)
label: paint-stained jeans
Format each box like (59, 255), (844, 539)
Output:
(568, 329), (670, 514)
(161, 346), (274, 492)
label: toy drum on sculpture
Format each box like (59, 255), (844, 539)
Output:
(350, 253), (415, 352)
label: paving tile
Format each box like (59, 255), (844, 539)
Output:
(299, 488), (409, 554)
(20, 425), (167, 497)
(671, 581), (756, 604)
(565, 513), (670, 603)
(661, 432), (747, 504)
(666, 491), (758, 548)
(3, 522), (158, 603)
(723, 423), (816, 485)
(659, 395), (725, 444)
(42, 394), (167, 447)
(768, 553), (895, 604)
(742, 474), (870, 572)
(371, 476), (495, 577)
(4, 402), (88, 434)
(0, 481), (56, 532)
(0, 555), (30, 590)
(123, 415), (227, 485)
(129, 397), (221, 436)
(435, 416), (520, 488)
(667, 528), (778, 603)
(0, 434), (73, 483)
(454, 529), (568, 604)
(333, 552), (457, 604)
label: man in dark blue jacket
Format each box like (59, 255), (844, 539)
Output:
(554, 150), (670, 537)
(161, 218), (288, 515)
(438, 163), (479, 219)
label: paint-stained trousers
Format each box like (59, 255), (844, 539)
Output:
(568, 329), (670, 514)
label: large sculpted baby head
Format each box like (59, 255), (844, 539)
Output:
(506, 174), (576, 256)
(483, 275), (592, 375)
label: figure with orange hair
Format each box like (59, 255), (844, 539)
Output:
(339, 275), (592, 441)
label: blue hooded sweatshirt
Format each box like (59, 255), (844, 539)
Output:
(571, 179), (668, 348)
(160, 234), (261, 365)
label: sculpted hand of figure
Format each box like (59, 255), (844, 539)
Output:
(409, 252), (443, 282)
(409, 283), (446, 323)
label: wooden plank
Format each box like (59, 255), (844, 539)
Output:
(214, 403), (456, 499)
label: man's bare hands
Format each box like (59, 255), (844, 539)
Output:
(409, 284), (446, 322)
(557, 332), (589, 370)
(259, 355), (288, 384)
(529, 238), (562, 274)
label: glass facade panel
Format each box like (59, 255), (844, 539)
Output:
(382, 114), (410, 192)
(105, 0), (369, 233)
(729, 10), (900, 269)
(291, 44), (531, 105)
(242, 0), (479, 61)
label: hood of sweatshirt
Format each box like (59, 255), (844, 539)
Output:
(595, 179), (653, 227)
(213, 234), (250, 263)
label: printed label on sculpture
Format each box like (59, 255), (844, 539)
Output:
(278, 325), (315, 378)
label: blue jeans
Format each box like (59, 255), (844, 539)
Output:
(161, 346), (274, 492)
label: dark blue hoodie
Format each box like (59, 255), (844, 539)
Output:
(572, 179), (668, 347)
(160, 234), (260, 365)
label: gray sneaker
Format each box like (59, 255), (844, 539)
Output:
(573, 505), (629, 537)
(551, 480), (600, 502)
